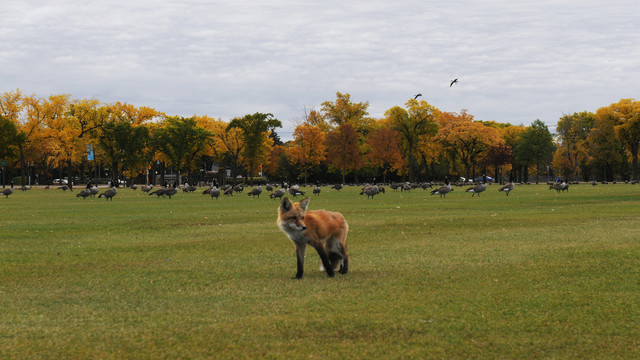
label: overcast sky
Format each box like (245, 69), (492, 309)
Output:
(2, 0), (639, 139)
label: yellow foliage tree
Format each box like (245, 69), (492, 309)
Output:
(436, 110), (503, 179)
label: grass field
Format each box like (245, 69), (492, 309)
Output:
(1, 183), (639, 359)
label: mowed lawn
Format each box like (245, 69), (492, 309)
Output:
(1, 183), (639, 359)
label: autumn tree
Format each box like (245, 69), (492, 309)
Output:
(485, 143), (513, 183)
(437, 110), (502, 179)
(321, 92), (372, 131)
(587, 111), (625, 181)
(556, 111), (595, 181)
(596, 99), (640, 180)
(227, 112), (281, 184)
(326, 123), (363, 184)
(289, 124), (326, 184)
(366, 123), (405, 183)
(385, 99), (439, 181)
(515, 120), (555, 183)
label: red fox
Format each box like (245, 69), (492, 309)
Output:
(277, 197), (349, 278)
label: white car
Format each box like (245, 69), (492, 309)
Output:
(53, 178), (68, 185)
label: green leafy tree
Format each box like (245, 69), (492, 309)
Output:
(0, 115), (25, 163)
(98, 121), (151, 184)
(154, 116), (211, 185)
(515, 120), (555, 183)
(227, 112), (282, 183)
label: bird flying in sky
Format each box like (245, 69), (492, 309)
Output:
(450, 78), (459, 87)
(414, 93), (422, 99)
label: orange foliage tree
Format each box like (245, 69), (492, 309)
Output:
(289, 124), (326, 184)
(366, 123), (405, 183)
(326, 123), (363, 184)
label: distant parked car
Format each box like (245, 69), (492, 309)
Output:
(473, 176), (494, 182)
(53, 178), (68, 185)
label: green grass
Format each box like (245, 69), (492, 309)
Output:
(1, 184), (639, 359)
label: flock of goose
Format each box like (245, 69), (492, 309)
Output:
(3, 176), (636, 201)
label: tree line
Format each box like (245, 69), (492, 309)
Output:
(1, 89), (638, 186)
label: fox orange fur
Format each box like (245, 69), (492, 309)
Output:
(277, 197), (349, 278)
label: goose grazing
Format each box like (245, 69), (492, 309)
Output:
(2, 181), (14, 198)
(130, 183), (138, 190)
(98, 186), (117, 201)
(288, 185), (305, 197)
(498, 175), (515, 196)
(360, 184), (379, 199)
(149, 188), (166, 197)
(58, 184), (71, 191)
(164, 184), (178, 199)
(431, 177), (453, 198)
(466, 175), (488, 197)
(209, 186), (220, 200)
(266, 184), (273, 192)
(224, 187), (234, 196)
(270, 188), (285, 199)
(76, 188), (92, 199)
(233, 184), (244, 194)
(141, 184), (153, 193)
(313, 185), (321, 196)
(331, 184), (343, 191)
(247, 185), (262, 199)
(89, 185), (99, 197)
(20, 185), (31, 191)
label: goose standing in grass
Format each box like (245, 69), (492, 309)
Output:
(431, 177), (453, 198)
(360, 184), (379, 199)
(466, 175), (488, 197)
(247, 185), (262, 199)
(58, 184), (71, 191)
(164, 184), (178, 198)
(142, 183), (153, 193)
(288, 185), (305, 197)
(270, 188), (285, 199)
(313, 184), (321, 196)
(2, 181), (14, 198)
(76, 188), (92, 199)
(209, 186), (220, 200)
(98, 186), (117, 201)
(498, 176), (515, 196)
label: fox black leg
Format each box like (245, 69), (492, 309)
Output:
(315, 247), (335, 277)
(294, 244), (306, 279)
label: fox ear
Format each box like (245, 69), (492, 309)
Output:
(299, 197), (310, 212)
(280, 197), (292, 212)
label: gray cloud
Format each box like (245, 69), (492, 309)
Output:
(2, 0), (639, 137)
